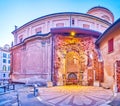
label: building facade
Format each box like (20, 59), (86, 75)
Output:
(96, 18), (120, 92)
(11, 6), (115, 87)
(0, 44), (10, 81)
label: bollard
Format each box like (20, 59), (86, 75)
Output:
(33, 84), (38, 96)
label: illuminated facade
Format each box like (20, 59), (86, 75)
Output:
(11, 6), (115, 87)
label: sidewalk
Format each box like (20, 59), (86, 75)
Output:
(0, 84), (50, 106)
(0, 84), (24, 106)
(0, 91), (17, 106)
(108, 93), (120, 106)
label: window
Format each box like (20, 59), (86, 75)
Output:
(8, 66), (10, 71)
(72, 18), (75, 25)
(3, 65), (6, 71)
(35, 27), (42, 34)
(19, 35), (23, 43)
(3, 59), (6, 63)
(41, 40), (46, 47)
(8, 54), (10, 58)
(102, 15), (110, 21)
(108, 38), (114, 53)
(3, 74), (6, 77)
(83, 24), (90, 29)
(56, 23), (64, 27)
(20, 38), (23, 43)
(3, 53), (7, 58)
(8, 60), (10, 64)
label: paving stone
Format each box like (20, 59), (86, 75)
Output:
(38, 86), (113, 106)
(1, 84), (120, 106)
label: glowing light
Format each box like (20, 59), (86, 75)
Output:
(70, 31), (76, 37)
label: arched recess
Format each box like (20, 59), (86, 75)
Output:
(65, 51), (81, 84)
(66, 51), (80, 73)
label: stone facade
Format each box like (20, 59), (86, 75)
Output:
(11, 6), (116, 87)
(12, 9), (112, 45)
(52, 32), (103, 85)
(87, 6), (114, 23)
(11, 35), (52, 83)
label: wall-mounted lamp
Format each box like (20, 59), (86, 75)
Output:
(70, 31), (76, 37)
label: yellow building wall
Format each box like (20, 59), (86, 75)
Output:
(99, 27), (120, 87)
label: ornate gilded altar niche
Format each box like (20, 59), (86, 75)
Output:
(53, 34), (103, 86)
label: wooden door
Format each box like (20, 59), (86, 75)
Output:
(116, 61), (120, 92)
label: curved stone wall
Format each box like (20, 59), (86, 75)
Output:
(12, 12), (111, 45)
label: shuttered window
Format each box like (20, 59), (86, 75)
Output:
(108, 38), (114, 53)
(83, 24), (90, 29)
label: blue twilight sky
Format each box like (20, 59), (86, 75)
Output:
(0, 0), (120, 47)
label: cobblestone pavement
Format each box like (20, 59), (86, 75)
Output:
(18, 87), (51, 106)
(1, 84), (120, 106)
(38, 86), (113, 106)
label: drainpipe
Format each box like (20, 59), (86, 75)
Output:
(51, 34), (54, 84)
(14, 25), (18, 45)
(113, 61), (117, 96)
(70, 14), (72, 27)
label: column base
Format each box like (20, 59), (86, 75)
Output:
(94, 81), (100, 87)
(47, 81), (53, 87)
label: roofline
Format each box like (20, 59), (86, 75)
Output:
(51, 27), (101, 38)
(96, 17), (120, 44)
(12, 27), (102, 49)
(11, 32), (51, 49)
(12, 12), (111, 34)
(0, 48), (10, 52)
(87, 6), (114, 17)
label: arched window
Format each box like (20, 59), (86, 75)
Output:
(3, 65), (6, 71)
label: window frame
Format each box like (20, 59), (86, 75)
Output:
(83, 24), (90, 29)
(8, 60), (10, 64)
(72, 18), (75, 25)
(35, 27), (42, 34)
(3, 53), (7, 58)
(8, 54), (10, 58)
(8, 66), (10, 71)
(3, 65), (6, 71)
(3, 59), (6, 63)
(108, 38), (114, 53)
